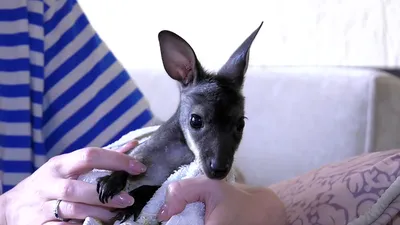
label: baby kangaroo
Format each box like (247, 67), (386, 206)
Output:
(96, 22), (264, 223)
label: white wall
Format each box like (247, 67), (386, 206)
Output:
(79, 0), (400, 72)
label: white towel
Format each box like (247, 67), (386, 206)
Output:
(77, 125), (238, 225)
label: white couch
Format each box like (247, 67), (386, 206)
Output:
(128, 66), (400, 186)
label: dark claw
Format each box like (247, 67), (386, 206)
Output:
(96, 171), (129, 204)
(111, 185), (161, 223)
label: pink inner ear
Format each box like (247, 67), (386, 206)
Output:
(168, 46), (193, 79)
(161, 35), (196, 84)
(175, 65), (186, 80)
(176, 62), (193, 84)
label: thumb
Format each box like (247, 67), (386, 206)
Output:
(157, 176), (211, 221)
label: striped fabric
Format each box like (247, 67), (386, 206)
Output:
(0, 0), (157, 194)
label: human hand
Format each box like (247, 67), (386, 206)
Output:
(157, 176), (287, 225)
(1, 140), (146, 225)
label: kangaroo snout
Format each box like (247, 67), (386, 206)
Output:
(204, 156), (233, 180)
(209, 158), (231, 179)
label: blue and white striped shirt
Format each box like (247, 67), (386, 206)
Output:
(0, 0), (156, 194)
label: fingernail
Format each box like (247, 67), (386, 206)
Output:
(157, 204), (168, 221)
(127, 140), (138, 148)
(113, 192), (134, 206)
(129, 160), (147, 174)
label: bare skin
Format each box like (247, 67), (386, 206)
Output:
(0, 141), (146, 225)
(157, 176), (288, 225)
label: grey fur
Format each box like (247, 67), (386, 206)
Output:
(96, 22), (264, 223)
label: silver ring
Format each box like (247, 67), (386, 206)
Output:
(54, 199), (70, 222)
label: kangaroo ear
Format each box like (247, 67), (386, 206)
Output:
(218, 22), (263, 87)
(158, 31), (199, 86)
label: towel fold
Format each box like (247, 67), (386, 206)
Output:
(78, 125), (238, 225)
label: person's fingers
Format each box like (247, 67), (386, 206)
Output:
(44, 179), (134, 208)
(157, 176), (221, 221)
(47, 147), (146, 178)
(44, 199), (116, 222)
(204, 222), (220, 225)
(44, 222), (78, 225)
(116, 140), (139, 153)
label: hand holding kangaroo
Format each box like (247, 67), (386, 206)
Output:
(96, 22), (264, 223)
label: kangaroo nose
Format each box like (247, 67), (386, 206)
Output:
(209, 159), (230, 179)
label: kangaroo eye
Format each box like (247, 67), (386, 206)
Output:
(236, 117), (246, 131)
(190, 114), (203, 129)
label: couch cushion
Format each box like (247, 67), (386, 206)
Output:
(269, 149), (400, 225)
